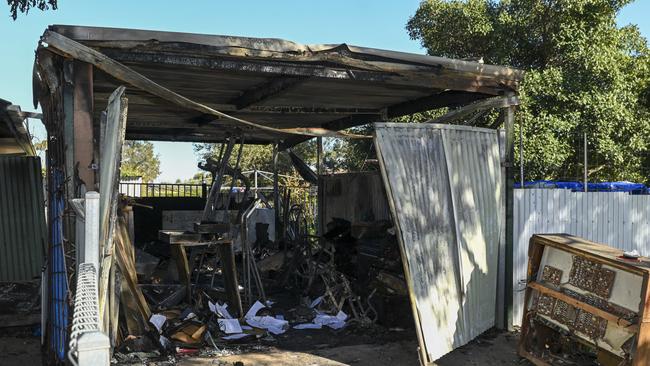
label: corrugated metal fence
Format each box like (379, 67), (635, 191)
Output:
(512, 188), (650, 326)
(376, 123), (502, 362)
(0, 156), (47, 281)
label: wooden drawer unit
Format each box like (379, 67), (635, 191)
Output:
(519, 234), (650, 365)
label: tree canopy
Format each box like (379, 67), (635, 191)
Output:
(7, 0), (56, 20)
(407, 0), (650, 182)
(120, 141), (161, 182)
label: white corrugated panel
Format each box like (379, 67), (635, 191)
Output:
(512, 189), (650, 326)
(375, 123), (502, 363)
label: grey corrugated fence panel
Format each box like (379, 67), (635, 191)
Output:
(375, 123), (502, 362)
(512, 189), (650, 327)
(321, 172), (390, 225)
(0, 156), (47, 281)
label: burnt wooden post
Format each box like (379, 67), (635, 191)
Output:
(217, 241), (243, 317)
(73, 61), (95, 193)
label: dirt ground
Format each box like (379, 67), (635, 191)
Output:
(179, 330), (526, 366)
(0, 327), (42, 366)
(0, 327), (528, 366)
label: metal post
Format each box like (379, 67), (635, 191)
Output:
(254, 169), (258, 199)
(583, 132), (588, 192)
(272, 144), (280, 242)
(84, 191), (100, 274)
(504, 97), (515, 331)
(317, 137), (323, 236)
(519, 121), (524, 187)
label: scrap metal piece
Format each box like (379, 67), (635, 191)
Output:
(551, 299), (577, 327)
(536, 294), (556, 316)
(593, 268), (616, 299)
(574, 310), (607, 340)
(569, 256), (601, 292)
(541, 266), (563, 287)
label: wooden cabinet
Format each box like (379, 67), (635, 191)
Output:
(519, 234), (650, 365)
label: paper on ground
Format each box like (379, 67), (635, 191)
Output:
(309, 296), (324, 308)
(222, 333), (251, 340)
(159, 335), (171, 348)
(313, 310), (348, 330)
(245, 300), (266, 319)
(209, 301), (233, 319)
(218, 318), (243, 334)
(246, 315), (289, 334)
(293, 323), (323, 330)
(149, 314), (167, 333)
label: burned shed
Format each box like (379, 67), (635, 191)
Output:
(32, 24), (522, 365)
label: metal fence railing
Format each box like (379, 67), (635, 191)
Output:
(119, 182), (207, 198)
(68, 263), (108, 366)
(68, 191), (109, 366)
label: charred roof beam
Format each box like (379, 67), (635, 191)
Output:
(229, 76), (306, 110)
(278, 90), (494, 150)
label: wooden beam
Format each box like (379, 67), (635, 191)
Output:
(387, 91), (491, 118)
(94, 91), (384, 115)
(528, 281), (637, 330)
(427, 95), (519, 125)
(278, 114), (379, 150)
(229, 76), (305, 109)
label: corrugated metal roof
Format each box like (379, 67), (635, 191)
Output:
(0, 99), (36, 156)
(375, 123), (502, 363)
(35, 25), (522, 146)
(0, 156), (47, 281)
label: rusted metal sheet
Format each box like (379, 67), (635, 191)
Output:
(375, 123), (502, 363)
(0, 156), (47, 281)
(321, 172), (390, 226)
(35, 25), (522, 145)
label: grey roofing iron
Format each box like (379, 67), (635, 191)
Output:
(35, 25), (522, 146)
(0, 99), (37, 156)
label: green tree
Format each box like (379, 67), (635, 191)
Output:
(120, 141), (161, 182)
(7, 0), (56, 20)
(407, 0), (650, 182)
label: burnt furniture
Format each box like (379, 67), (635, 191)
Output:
(519, 234), (650, 365)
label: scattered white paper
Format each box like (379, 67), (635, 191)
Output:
(268, 326), (285, 335)
(209, 301), (233, 319)
(275, 314), (285, 320)
(159, 335), (171, 348)
(183, 312), (196, 321)
(309, 296), (324, 308)
(246, 315), (289, 334)
(241, 325), (253, 330)
(293, 323), (322, 330)
(222, 333), (251, 340)
(265, 300), (275, 307)
(149, 314), (167, 333)
(218, 318), (243, 334)
(313, 310), (348, 330)
(245, 300), (266, 319)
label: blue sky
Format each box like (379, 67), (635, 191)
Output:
(0, 0), (648, 182)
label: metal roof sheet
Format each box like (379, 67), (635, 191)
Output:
(36, 25), (523, 145)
